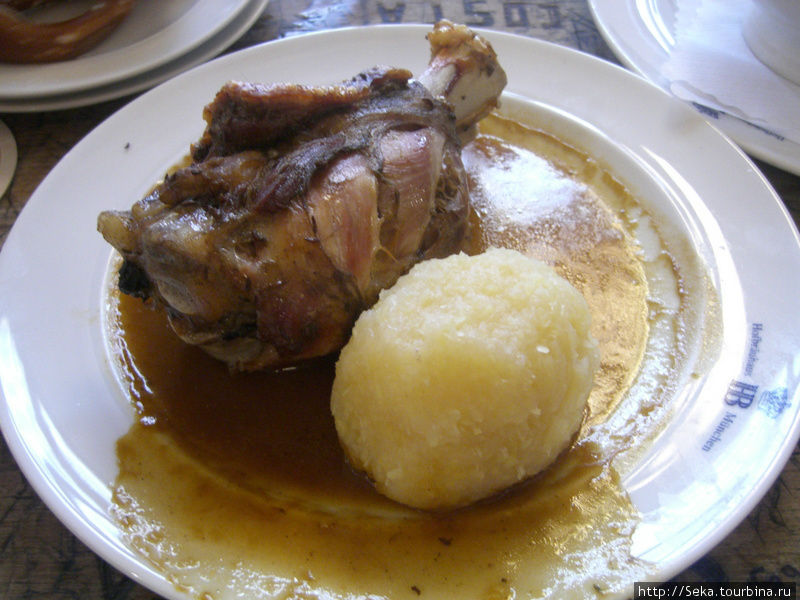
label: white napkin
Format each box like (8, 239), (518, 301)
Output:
(662, 0), (800, 145)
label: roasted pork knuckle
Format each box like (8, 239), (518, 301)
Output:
(98, 21), (507, 370)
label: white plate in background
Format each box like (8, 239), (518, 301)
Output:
(589, 0), (800, 175)
(0, 0), (268, 113)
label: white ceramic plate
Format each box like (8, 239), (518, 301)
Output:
(0, 0), (251, 99)
(1, 26), (799, 599)
(588, 0), (800, 175)
(0, 0), (268, 113)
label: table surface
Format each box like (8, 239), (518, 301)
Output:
(1, 1), (798, 598)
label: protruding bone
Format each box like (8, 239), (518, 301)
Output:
(418, 20), (507, 142)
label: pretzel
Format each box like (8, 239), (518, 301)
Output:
(0, 0), (136, 63)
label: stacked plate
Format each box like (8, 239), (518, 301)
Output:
(0, 0), (269, 112)
(0, 119), (16, 197)
(1, 26), (799, 599)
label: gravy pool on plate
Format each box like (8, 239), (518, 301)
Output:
(105, 111), (704, 600)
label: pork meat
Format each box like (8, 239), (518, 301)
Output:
(98, 21), (506, 370)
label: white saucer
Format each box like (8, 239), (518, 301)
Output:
(0, 0), (268, 113)
(589, 0), (800, 175)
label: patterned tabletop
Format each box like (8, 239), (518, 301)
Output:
(0, 0), (798, 598)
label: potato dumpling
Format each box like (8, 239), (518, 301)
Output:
(331, 247), (599, 510)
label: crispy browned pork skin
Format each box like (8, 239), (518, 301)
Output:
(97, 21), (507, 371)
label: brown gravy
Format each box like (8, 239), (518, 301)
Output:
(108, 113), (685, 599)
